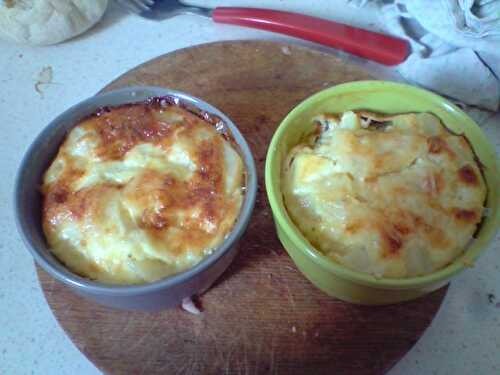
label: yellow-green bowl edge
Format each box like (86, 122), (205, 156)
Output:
(265, 80), (499, 292)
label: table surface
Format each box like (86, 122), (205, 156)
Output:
(0, 1), (499, 375)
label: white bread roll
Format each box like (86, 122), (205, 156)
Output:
(0, 0), (108, 45)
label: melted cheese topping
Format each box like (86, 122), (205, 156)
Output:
(42, 100), (244, 284)
(283, 111), (487, 278)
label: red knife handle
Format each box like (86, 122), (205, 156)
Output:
(212, 7), (408, 65)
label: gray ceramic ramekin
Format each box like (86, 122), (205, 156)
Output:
(15, 86), (257, 311)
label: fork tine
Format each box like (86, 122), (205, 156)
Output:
(116, 0), (141, 14)
(130, 0), (152, 11)
(116, 0), (149, 14)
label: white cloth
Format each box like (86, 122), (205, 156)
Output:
(352, 0), (500, 111)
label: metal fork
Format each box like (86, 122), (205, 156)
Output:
(115, 0), (409, 65)
(116, 0), (211, 19)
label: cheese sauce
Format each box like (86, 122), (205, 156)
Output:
(42, 99), (244, 284)
(283, 111), (486, 278)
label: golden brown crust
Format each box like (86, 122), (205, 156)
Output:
(42, 98), (244, 284)
(283, 111), (487, 278)
(457, 164), (479, 185)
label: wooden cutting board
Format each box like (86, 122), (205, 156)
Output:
(37, 40), (447, 375)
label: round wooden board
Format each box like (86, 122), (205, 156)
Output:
(38, 40), (448, 375)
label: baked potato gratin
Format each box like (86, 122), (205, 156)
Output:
(283, 111), (487, 278)
(42, 98), (244, 284)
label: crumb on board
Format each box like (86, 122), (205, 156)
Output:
(281, 46), (291, 55)
(34, 66), (53, 97)
(181, 297), (202, 315)
(291, 325), (296, 333)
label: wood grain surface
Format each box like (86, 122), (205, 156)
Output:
(37, 40), (448, 375)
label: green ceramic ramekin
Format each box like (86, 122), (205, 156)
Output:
(265, 80), (499, 305)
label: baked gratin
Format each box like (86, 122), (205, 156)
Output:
(42, 98), (244, 284)
(283, 111), (487, 278)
